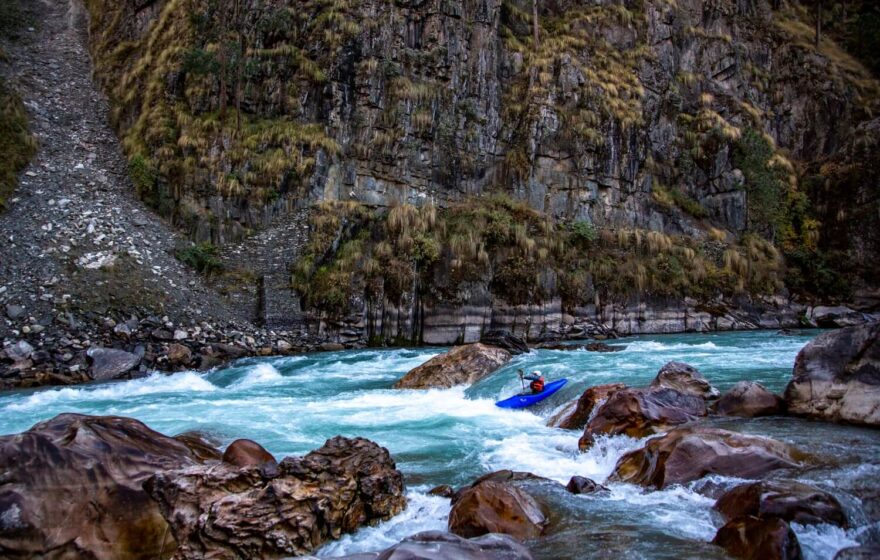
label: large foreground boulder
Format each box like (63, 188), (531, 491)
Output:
(448, 480), (548, 540)
(395, 343), (512, 389)
(711, 516), (803, 560)
(146, 436), (406, 559)
(649, 361), (720, 399)
(784, 322), (880, 425)
(547, 383), (626, 430)
(609, 427), (806, 488)
(0, 414), (212, 559)
(713, 381), (785, 417)
(578, 387), (707, 450)
(715, 480), (847, 528)
(331, 531), (534, 559)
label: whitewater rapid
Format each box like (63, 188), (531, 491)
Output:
(0, 331), (876, 559)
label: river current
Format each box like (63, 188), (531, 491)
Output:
(1, 331), (878, 559)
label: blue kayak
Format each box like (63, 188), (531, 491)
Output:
(495, 379), (568, 409)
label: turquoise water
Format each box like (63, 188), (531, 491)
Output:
(1, 330), (878, 558)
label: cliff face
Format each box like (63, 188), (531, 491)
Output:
(84, 0), (879, 340)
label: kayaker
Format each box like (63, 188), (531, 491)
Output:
(518, 369), (545, 393)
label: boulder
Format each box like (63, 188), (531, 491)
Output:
(222, 438), (277, 467)
(610, 427), (806, 489)
(4, 340), (34, 361)
(809, 306), (866, 328)
(5, 304), (26, 320)
(395, 344), (512, 389)
(481, 330), (529, 355)
(448, 480), (548, 540)
(715, 480), (848, 528)
(711, 517), (802, 560)
(166, 343), (193, 366)
(0, 414), (213, 559)
(578, 388), (707, 450)
(428, 484), (455, 498)
(784, 322), (880, 426)
(332, 530), (534, 560)
(548, 383), (626, 430)
(649, 361), (719, 399)
(146, 436), (406, 558)
(713, 381), (785, 417)
(86, 347), (141, 380)
(565, 476), (608, 495)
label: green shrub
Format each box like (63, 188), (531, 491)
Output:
(0, 80), (37, 210)
(175, 242), (224, 275)
(570, 220), (598, 243)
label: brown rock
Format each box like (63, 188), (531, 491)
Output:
(395, 343), (512, 389)
(713, 381), (785, 417)
(711, 517), (803, 560)
(610, 427), (806, 488)
(146, 436), (406, 558)
(222, 438), (277, 467)
(429, 484), (455, 498)
(339, 530), (535, 560)
(784, 321), (880, 426)
(166, 343), (192, 366)
(650, 361), (719, 399)
(565, 476), (608, 495)
(548, 383), (626, 430)
(174, 431), (223, 462)
(578, 387), (706, 450)
(0, 414), (211, 559)
(448, 480), (548, 540)
(715, 480), (848, 528)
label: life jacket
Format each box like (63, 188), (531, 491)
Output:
(530, 376), (545, 393)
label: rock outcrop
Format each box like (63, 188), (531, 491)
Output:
(711, 516), (803, 560)
(714, 480), (848, 528)
(578, 387), (707, 450)
(146, 436), (406, 559)
(0, 414), (212, 559)
(333, 531), (535, 560)
(548, 382), (627, 430)
(713, 381), (785, 417)
(395, 343), (512, 389)
(649, 361), (719, 399)
(784, 322), (880, 426)
(610, 427), (805, 488)
(448, 480), (548, 541)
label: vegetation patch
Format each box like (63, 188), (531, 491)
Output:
(175, 242), (224, 275)
(0, 80), (37, 210)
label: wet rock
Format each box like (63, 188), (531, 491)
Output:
(481, 330), (529, 355)
(428, 484), (455, 498)
(565, 476), (607, 495)
(222, 438), (277, 467)
(715, 480), (848, 528)
(166, 343), (192, 366)
(713, 381), (785, 417)
(146, 436), (406, 558)
(649, 361), (719, 399)
(395, 343), (512, 389)
(784, 322), (880, 426)
(835, 545), (880, 559)
(610, 427), (806, 489)
(711, 516), (803, 560)
(448, 480), (548, 540)
(86, 346), (141, 380)
(547, 383), (627, 429)
(333, 530), (535, 560)
(584, 342), (625, 352)
(173, 431), (223, 462)
(0, 414), (210, 559)
(578, 388), (707, 450)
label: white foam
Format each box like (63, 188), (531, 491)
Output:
(791, 523), (860, 560)
(231, 363), (283, 387)
(605, 483), (718, 541)
(4, 371), (217, 411)
(624, 341), (720, 352)
(316, 492), (450, 557)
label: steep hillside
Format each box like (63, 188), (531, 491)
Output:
(82, 0), (879, 341)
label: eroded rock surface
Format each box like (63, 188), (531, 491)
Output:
(448, 480), (548, 541)
(548, 382), (626, 430)
(714, 480), (848, 528)
(395, 343), (511, 389)
(711, 517), (803, 560)
(649, 361), (719, 399)
(713, 381), (785, 417)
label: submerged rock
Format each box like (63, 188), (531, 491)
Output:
(448, 480), (548, 540)
(784, 321), (880, 426)
(578, 387), (707, 450)
(713, 381), (785, 417)
(330, 530), (534, 559)
(548, 382), (627, 430)
(711, 516), (803, 560)
(0, 414), (213, 559)
(610, 427), (805, 488)
(146, 436), (406, 558)
(649, 361), (720, 399)
(85, 346), (141, 380)
(394, 343), (512, 389)
(714, 480), (848, 528)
